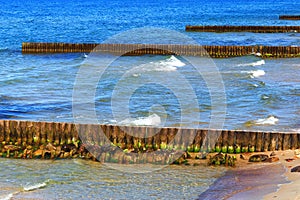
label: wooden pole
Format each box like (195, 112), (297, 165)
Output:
(21, 43), (300, 58)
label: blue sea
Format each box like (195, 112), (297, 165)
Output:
(0, 0), (299, 199)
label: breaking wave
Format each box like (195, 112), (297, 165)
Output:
(23, 182), (47, 192)
(247, 69), (266, 78)
(245, 115), (279, 127)
(238, 60), (265, 67)
(0, 193), (15, 200)
(254, 116), (279, 125)
(119, 113), (161, 126)
(134, 55), (186, 73)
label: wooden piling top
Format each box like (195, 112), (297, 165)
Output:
(185, 25), (300, 33)
(279, 15), (300, 20)
(22, 42), (300, 58)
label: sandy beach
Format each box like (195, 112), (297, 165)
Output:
(198, 150), (300, 200)
(263, 150), (300, 200)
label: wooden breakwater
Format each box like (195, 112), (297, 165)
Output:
(185, 25), (300, 33)
(279, 15), (300, 20)
(0, 120), (299, 163)
(22, 42), (300, 58)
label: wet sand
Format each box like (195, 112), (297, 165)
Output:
(264, 150), (300, 200)
(199, 150), (300, 200)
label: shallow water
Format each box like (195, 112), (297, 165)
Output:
(0, 158), (225, 199)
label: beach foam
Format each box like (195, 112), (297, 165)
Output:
(238, 60), (265, 67)
(248, 69), (266, 78)
(23, 182), (47, 192)
(134, 55), (185, 72)
(254, 115), (279, 125)
(119, 113), (161, 126)
(163, 55), (186, 67)
(0, 193), (15, 200)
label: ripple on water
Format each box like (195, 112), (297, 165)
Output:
(0, 158), (226, 199)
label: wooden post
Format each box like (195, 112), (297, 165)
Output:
(157, 128), (167, 150)
(263, 132), (271, 151)
(167, 127), (177, 151)
(215, 130), (223, 153)
(193, 129), (202, 152)
(53, 122), (61, 145)
(249, 131), (256, 152)
(283, 133), (291, 150)
(290, 133), (298, 150)
(9, 121), (17, 144)
(4, 120), (10, 143)
(124, 126), (134, 150)
(26, 121), (34, 145)
(0, 120), (4, 142)
(145, 127), (154, 150)
(277, 132), (284, 150)
(255, 132), (264, 152)
(200, 129), (208, 152)
(269, 132), (278, 151)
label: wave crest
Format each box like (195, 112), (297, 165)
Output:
(134, 55), (185, 73)
(245, 115), (279, 127)
(248, 69), (265, 78)
(23, 182), (47, 192)
(238, 60), (265, 67)
(119, 113), (161, 126)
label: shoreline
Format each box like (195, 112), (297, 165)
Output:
(263, 150), (300, 199)
(199, 150), (300, 200)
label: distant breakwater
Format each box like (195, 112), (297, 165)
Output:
(279, 15), (300, 20)
(22, 42), (300, 58)
(0, 120), (299, 164)
(185, 25), (300, 33)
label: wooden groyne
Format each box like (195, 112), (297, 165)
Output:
(185, 25), (300, 33)
(22, 42), (300, 58)
(0, 120), (299, 164)
(279, 15), (300, 20)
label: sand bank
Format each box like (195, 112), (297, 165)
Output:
(199, 150), (300, 200)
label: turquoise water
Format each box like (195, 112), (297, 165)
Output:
(0, 158), (226, 199)
(0, 0), (299, 199)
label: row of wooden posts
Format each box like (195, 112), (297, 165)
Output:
(185, 25), (300, 33)
(0, 120), (299, 154)
(279, 15), (300, 20)
(22, 42), (300, 58)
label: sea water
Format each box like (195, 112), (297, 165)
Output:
(0, 0), (299, 199)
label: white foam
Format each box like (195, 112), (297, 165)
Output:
(238, 60), (265, 67)
(119, 114), (161, 126)
(163, 55), (186, 67)
(23, 182), (47, 192)
(252, 60), (265, 66)
(134, 56), (185, 72)
(254, 116), (279, 125)
(291, 128), (300, 133)
(248, 69), (265, 78)
(152, 65), (177, 72)
(132, 73), (140, 77)
(0, 193), (15, 200)
(254, 52), (262, 57)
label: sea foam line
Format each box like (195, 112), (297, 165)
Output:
(132, 55), (186, 73)
(248, 69), (266, 78)
(254, 116), (279, 125)
(23, 182), (48, 192)
(119, 113), (161, 126)
(238, 60), (265, 67)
